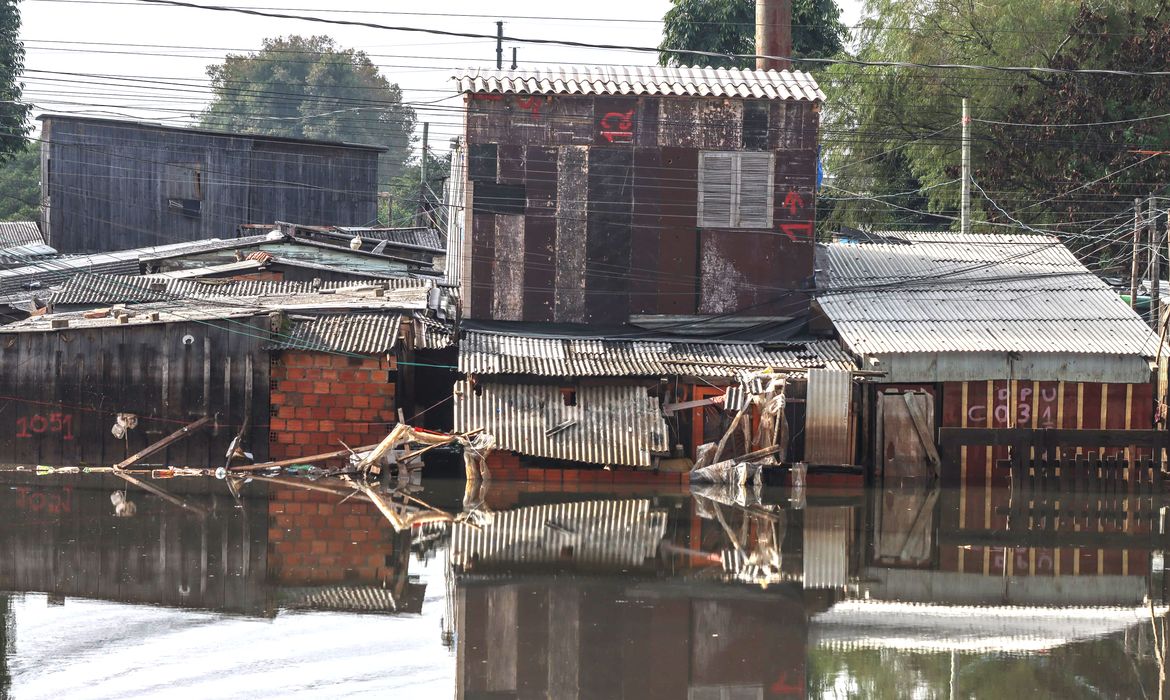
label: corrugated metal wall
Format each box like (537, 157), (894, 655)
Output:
(804, 368), (854, 465)
(803, 506), (852, 589)
(453, 380), (670, 467)
(448, 499), (668, 570)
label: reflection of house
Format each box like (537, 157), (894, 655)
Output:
(815, 232), (1161, 483)
(39, 115), (385, 253)
(457, 578), (807, 699)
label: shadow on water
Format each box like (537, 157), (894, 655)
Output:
(1, 469), (1169, 698)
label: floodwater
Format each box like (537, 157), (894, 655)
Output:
(0, 471), (1167, 699)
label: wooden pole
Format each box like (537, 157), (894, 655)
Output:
(1153, 196), (1161, 326)
(114, 415), (211, 470)
(1133, 197), (1144, 310)
(228, 443), (381, 472)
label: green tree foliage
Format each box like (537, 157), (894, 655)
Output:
(200, 35), (416, 184)
(384, 149), (451, 228)
(658, 0), (847, 68)
(0, 142), (39, 221)
(820, 0), (1170, 271)
(0, 0), (30, 163)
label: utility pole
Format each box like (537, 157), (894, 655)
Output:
(1132, 197), (1144, 310)
(511, 47), (518, 70)
(1152, 195), (1161, 326)
(416, 122), (429, 228)
(755, 0), (792, 71)
(961, 98), (971, 237)
(496, 21), (504, 70)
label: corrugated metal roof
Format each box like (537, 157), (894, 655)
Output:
(137, 234), (278, 262)
(52, 275), (428, 305)
(335, 226), (445, 253)
(0, 222), (44, 247)
(817, 232), (1161, 357)
(449, 499), (668, 570)
(454, 65), (825, 102)
(460, 330), (855, 377)
(0, 300), (260, 332)
(269, 313), (402, 354)
(453, 380), (670, 467)
(279, 586), (402, 613)
(412, 314), (455, 349)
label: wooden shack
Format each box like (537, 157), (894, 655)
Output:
(451, 65), (823, 325)
(38, 115), (385, 254)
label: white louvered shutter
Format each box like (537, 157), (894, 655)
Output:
(699, 152), (735, 227)
(736, 152), (774, 228)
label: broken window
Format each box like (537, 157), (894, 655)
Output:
(165, 162), (203, 217)
(560, 387), (577, 407)
(697, 151), (775, 229)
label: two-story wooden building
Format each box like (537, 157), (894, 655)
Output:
(450, 65), (824, 325)
(38, 115), (385, 254)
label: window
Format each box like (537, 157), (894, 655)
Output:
(164, 162), (203, 200)
(698, 151), (775, 229)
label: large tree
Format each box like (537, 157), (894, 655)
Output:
(201, 35), (415, 183)
(0, 0), (30, 163)
(0, 141), (38, 221)
(819, 0), (1170, 272)
(658, 0), (847, 68)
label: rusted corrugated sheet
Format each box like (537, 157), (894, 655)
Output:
(269, 314), (402, 354)
(805, 368), (853, 465)
(454, 65), (825, 102)
(412, 314), (455, 350)
(803, 506), (851, 589)
(453, 380), (669, 467)
(460, 330), (855, 377)
(52, 275), (428, 305)
(449, 499), (668, 569)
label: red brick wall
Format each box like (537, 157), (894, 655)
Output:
(267, 485), (410, 586)
(269, 351), (397, 460)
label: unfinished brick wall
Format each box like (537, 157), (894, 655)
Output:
(267, 485), (411, 586)
(269, 350), (397, 460)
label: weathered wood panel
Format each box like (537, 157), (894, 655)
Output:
(492, 214), (526, 321)
(585, 148), (633, 324)
(554, 146), (588, 322)
(42, 116), (380, 254)
(0, 319), (269, 467)
(523, 145), (557, 322)
(629, 148), (663, 315)
(657, 148), (699, 315)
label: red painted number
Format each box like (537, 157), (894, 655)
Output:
(17, 412), (75, 440)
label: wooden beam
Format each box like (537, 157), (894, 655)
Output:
(228, 443), (381, 472)
(940, 427), (1170, 451)
(663, 396), (726, 413)
(114, 415), (212, 470)
(111, 470), (209, 517)
(903, 393), (941, 476)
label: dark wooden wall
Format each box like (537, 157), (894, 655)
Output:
(41, 117), (381, 254)
(461, 93), (819, 324)
(0, 478), (269, 615)
(0, 318), (271, 467)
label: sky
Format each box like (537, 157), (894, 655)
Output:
(18, 0), (866, 151)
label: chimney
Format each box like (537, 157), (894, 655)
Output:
(755, 0), (792, 72)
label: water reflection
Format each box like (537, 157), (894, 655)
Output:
(0, 471), (1168, 698)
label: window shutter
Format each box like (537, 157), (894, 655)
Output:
(699, 152), (734, 227)
(736, 152), (774, 228)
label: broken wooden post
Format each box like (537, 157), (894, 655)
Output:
(227, 443), (382, 473)
(114, 415), (212, 470)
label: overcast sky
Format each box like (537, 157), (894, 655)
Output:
(19, 0), (865, 150)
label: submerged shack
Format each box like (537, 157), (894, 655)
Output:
(453, 327), (856, 475)
(814, 231), (1163, 484)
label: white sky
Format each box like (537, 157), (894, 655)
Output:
(19, 0), (865, 151)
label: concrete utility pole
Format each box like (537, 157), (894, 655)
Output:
(755, 0), (792, 71)
(1132, 197), (1144, 310)
(496, 21), (504, 70)
(961, 98), (971, 237)
(416, 122), (429, 228)
(511, 47), (518, 70)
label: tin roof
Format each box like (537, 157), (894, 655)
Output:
(0, 221), (45, 247)
(52, 275), (429, 306)
(268, 313), (403, 354)
(454, 65), (825, 101)
(459, 330), (855, 377)
(333, 226), (445, 253)
(453, 380), (670, 467)
(816, 232), (1161, 358)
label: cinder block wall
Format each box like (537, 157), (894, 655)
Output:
(268, 350), (397, 459)
(267, 485), (410, 585)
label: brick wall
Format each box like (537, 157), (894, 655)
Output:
(267, 485), (411, 586)
(269, 350), (397, 460)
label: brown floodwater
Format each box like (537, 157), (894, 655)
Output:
(0, 470), (1166, 699)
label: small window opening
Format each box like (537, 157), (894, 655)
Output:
(560, 387), (577, 406)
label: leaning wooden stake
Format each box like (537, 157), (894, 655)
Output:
(111, 469), (209, 517)
(115, 415), (212, 470)
(228, 443), (382, 473)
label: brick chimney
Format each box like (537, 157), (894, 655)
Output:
(755, 0), (793, 71)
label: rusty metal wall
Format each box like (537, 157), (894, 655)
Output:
(448, 499), (668, 570)
(453, 380), (669, 467)
(804, 368), (854, 465)
(462, 93), (818, 323)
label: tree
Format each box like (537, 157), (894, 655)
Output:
(658, 0), (847, 68)
(201, 35), (416, 184)
(385, 149), (451, 229)
(819, 0), (1170, 272)
(0, 0), (30, 163)
(0, 141), (39, 221)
